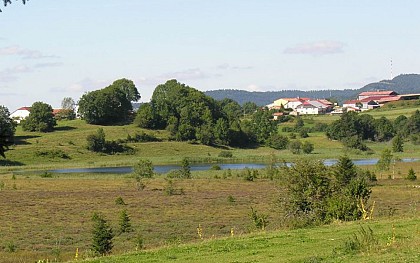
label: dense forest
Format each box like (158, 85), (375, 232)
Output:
(205, 74), (420, 106)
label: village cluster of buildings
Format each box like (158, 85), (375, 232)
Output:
(266, 90), (420, 116)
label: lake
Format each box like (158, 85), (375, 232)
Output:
(47, 158), (419, 174)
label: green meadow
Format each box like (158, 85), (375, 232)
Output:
(0, 104), (419, 262)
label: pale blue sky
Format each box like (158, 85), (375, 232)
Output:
(1, 0), (420, 111)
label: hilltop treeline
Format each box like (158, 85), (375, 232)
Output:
(205, 74), (420, 106)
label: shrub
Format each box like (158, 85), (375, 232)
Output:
(35, 149), (70, 159)
(341, 226), (378, 254)
(250, 207), (269, 230)
(115, 197), (126, 205)
(218, 151), (233, 158)
(180, 158), (191, 179)
(288, 140), (302, 154)
(268, 133), (289, 150)
(407, 168), (417, 181)
(302, 141), (314, 154)
(210, 164), (221, 170)
(86, 128), (106, 152)
(39, 171), (53, 178)
(299, 129), (309, 138)
(133, 159), (154, 179)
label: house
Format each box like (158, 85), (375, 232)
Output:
(10, 107), (31, 123)
(285, 98), (309, 110)
(296, 101), (327, 115)
(358, 90), (398, 101)
(272, 112), (284, 120)
(343, 99), (379, 111)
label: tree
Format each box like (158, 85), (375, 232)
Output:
(111, 78), (140, 102)
(180, 158), (191, 179)
(21, 101), (56, 132)
(133, 159), (154, 179)
(392, 134), (404, 152)
(374, 117), (395, 141)
(280, 160), (331, 226)
(61, 97), (75, 111)
(134, 103), (157, 129)
(91, 213), (114, 256)
(118, 210), (133, 234)
(333, 155), (357, 186)
(242, 102), (258, 115)
(78, 78), (139, 125)
(0, 106), (15, 158)
(288, 140), (302, 154)
(1, 0), (27, 12)
(376, 148), (393, 176)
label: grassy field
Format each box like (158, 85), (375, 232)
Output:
(0, 104), (419, 262)
(84, 217), (420, 263)
(0, 162), (419, 262)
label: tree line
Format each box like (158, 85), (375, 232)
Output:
(326, 110), (420, 151)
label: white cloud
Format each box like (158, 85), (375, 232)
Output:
(0, 45), (57, 59)
(0, 65), (32, 82)
(284, 41), (345, 56)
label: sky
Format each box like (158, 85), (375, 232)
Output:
(1, 0), (420, 111)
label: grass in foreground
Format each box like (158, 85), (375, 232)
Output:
(83, 217), (420, 263)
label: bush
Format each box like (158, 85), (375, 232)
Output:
(115, 197), (126, 205)
(210, 164), (221, 170)
(250, 207), (269, 230)
(35, 149), (70, 159)
(302, 141), (314, 154)
(268, 133), (289, 150)
(218, 151), (233, 158)
(288, 140), (302, 154)
(86, 128), (106, 152)
(407, 168), (417, 181)
(299, 129), (309, 138)
(126, 131), (160, 143)
(133, 159), (154, 179)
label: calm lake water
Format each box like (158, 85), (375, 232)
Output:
(48, 158), (419, 174)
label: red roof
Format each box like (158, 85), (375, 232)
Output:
(359, 91), (397, 96)
(17, 107), (31, 111)
(317, 99), (333, 105)
(343, 100), (360, 104)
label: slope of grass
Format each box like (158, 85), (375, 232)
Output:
(83, 217), (420, 263)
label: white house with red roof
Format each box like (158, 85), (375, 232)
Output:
(296, 100), (329, 115)
(10, 107), (31, 123)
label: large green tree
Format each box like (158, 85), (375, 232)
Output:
(0, 106), (15, 158)
(22, 102), (56, 132)
(78, 78), (139, 125)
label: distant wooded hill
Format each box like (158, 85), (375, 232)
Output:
(205, 74), (420, 105)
